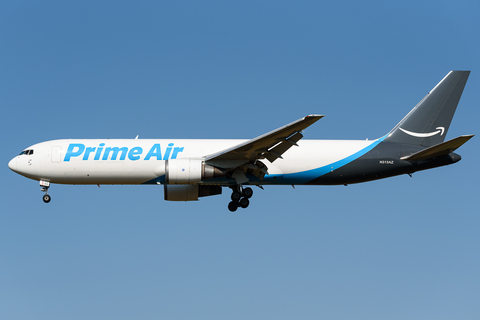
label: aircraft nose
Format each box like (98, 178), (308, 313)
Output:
(8, 157), (18, 173)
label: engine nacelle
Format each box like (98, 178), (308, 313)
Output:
(164, 184), (222, 201)
(165, 159), (224, 184)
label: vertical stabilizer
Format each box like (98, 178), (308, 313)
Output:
(385, 71), (470, 147)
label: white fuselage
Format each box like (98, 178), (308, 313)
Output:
(8, 138), (379, 185)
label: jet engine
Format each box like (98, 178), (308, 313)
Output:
(163, 159), (224, 201)
(165, 159), (224, 184)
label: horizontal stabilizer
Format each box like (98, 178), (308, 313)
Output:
(401, 135), (474, 161)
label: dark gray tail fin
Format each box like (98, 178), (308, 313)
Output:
(384, 71), (470, 147)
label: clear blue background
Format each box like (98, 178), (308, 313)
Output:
(1, 1), (479, 319)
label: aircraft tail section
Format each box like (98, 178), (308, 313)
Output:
(384, 71), (470, 147)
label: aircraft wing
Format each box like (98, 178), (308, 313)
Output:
(205, 115), (323, 171)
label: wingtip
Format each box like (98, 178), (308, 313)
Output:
(305, 114), (325, 119)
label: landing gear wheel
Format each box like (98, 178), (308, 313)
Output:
(242, 187), (253, 199)
(228, 201), (238, 212)
(231, 191), (242, 202)
(43, 194), (51, 203)
(239, 197), (249, 208)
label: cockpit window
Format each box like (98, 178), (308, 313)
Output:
(18, 150), (34, 156)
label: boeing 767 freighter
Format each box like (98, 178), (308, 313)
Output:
(8, 71), (473, 211)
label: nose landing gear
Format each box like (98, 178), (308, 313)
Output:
(40, 180), (51, 203)
(228, 186), (253, 212)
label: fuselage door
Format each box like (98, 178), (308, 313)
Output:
(51, 146), (62, 163)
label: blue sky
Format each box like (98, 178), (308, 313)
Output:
(1, 1), (479, 319)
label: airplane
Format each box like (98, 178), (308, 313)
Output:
(8, 71), (474, 212)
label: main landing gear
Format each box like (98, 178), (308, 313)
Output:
(40, 180), (51, 203)
(228, 186), (253, 212)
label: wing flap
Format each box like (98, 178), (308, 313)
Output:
(400, 135), (474, 161)
(264, 132), (303, 162)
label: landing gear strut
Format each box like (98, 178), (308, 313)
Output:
(228, 186), (253, 212)
(40, 180), (51, 203)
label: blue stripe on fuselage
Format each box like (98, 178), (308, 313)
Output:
(263, 136), (387, 184)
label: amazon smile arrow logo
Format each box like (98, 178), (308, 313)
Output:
(399, 127), (445, 138)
